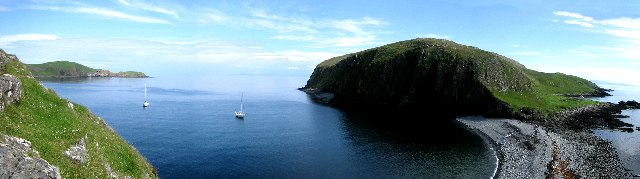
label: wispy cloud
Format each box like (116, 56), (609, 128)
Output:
(75, 7), (170, 24)
(554, 11), (594, 22)
(0, 6), (9, 11)
(117, 0), (179, 18)
(563, 20), (594, 28)
(30, 5), (170, 24)
(4, 37), (334, 76)
(554, 11), (640, 60)
(0, 34), (59, 46)
(198, 5), (386, 48)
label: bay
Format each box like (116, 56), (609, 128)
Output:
(38, 76), (496, 178)
(593, 84), (640, 175)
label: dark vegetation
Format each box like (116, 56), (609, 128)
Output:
(303, 38), (607, 119)
(27, 61), (148, 78)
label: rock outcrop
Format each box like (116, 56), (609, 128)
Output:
(0, 135), (62, 179)
(64, 135), (88, 164)
(0, 74), (23, 111)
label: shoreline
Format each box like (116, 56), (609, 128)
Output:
(458, 116), (626, 178)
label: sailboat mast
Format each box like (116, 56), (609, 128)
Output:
(240, 93), (243, 112)
(144, 85), (147, 99)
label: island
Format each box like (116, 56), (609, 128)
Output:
(302, 38), (639, 178)
(27, 61), (149, 78)
(0, 49), (157, 178)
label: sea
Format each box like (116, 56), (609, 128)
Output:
(592, 83), (640, 175)
(38, 76), (496, 178)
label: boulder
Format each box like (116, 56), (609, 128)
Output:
(0, 74), (22, 111)
(0, 135), (62, 179)
(64, 135), (88, 164)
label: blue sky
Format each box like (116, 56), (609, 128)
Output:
(0, 0), (639, 85)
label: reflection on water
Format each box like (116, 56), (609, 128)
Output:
(593, 84), (640, 175)
(38, 76), (496, 178)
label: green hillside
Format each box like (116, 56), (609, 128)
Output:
(305, 38), (601, 118)
(0, 50), (157, 178)
(27, 61), (148, 78)
(28, 61), (95, 77)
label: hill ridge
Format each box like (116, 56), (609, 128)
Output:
(304, 38), (605, 118)
(27, 61), (148, 78)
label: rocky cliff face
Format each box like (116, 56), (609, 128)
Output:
(0, 50), (23, 111)
(0, 135), (62, 178)
(303, 38), (599, 118)
(304, 38), (522, 117)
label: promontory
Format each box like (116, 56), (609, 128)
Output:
(27, 61), (148, 78)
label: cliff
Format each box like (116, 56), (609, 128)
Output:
(27, 61), (148, 78)
(303, 38), (603, 118)
(0, 49), (157, 178)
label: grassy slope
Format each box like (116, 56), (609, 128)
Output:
(491, 70), (597, 114)
(313, 38), (599, 115)
(1, 54), (156, 177)
(27, 61), (96, 77)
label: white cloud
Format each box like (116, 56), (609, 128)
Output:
(512, 44), (521, 48)
(201, 5), (386, 48)
(563, 20), (594, 28)
(416, 33), (451, 39)
(117, 0), (179, 18)
(30, 5), (170, 24)
(554, 11), (640, 62)
(601, 17), (640, 29)
(3, 37), (334, 76)
(0, 34), (59, 46)
(287, 66), (300, 70)
(553, 11), (594, 22)
(75, 7), (170, 24)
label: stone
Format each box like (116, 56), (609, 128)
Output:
(64, 135), (88, 164)
(0, 135), (62, 179)
(0, 73), (22, 111)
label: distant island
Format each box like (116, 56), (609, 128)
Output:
(302, 38), (639, 178)
(27, 61), (149, 78)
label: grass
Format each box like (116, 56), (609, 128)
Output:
(492, 70), (599, 114)
(114, 71), (147, 77)
(27, 61), (96, 77)
(1, 54), (156, 178)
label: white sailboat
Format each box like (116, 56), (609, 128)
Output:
(235, 93), (245, 118)
(143, 85), (149, 108)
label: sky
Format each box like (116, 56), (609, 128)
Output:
(0, 0), (639, 85)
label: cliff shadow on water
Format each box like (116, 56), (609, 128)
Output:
(305, 93), (485, 144)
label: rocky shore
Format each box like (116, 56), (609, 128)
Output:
(459, 117), (625, 178)
(458, 101), (640, 178)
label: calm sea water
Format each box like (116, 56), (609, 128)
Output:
(38, 76), (495, 178)
(593, 84), (640, 175)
